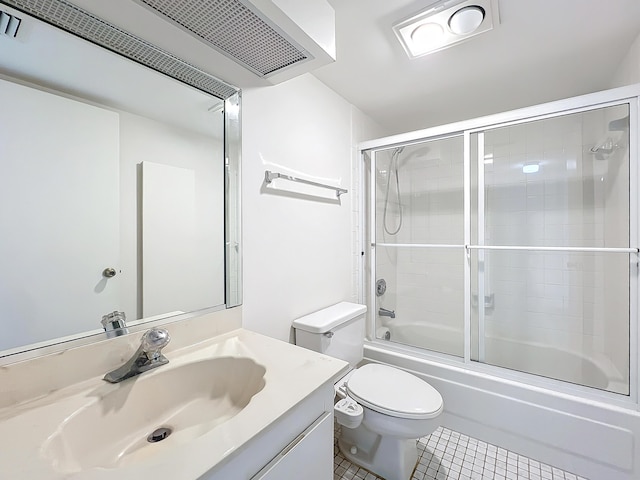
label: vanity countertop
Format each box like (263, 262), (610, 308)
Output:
(0, 328), (348, 479)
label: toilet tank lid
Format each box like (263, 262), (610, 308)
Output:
(292, 302), (367, 333)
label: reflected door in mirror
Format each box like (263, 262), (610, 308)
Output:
(0, 78), (120, 351)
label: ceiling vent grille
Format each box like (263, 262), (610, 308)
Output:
(137, 0), (310, 77)
(0, 0), (239, 99)
(0, 9), (21, 37)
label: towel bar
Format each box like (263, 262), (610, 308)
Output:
(264, 170), (348, 198)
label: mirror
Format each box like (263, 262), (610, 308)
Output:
(0, 3), (241, 361)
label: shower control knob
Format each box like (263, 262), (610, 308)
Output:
(102, 267), (117, 278)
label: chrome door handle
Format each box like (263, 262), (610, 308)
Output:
(102, 268), (117, 278)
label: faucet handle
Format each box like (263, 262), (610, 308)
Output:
(141, 328), (170, 358)
(101, 311), (128, 338)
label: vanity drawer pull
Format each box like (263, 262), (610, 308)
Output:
(280, 433), (305, 456)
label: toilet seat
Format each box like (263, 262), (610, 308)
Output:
(346, 364), (443, 419)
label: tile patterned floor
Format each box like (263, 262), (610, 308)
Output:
(334, 426), (590, 480)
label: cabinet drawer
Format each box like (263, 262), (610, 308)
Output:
(251, 411), (333, 480)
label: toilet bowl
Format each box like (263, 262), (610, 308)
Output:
(335, 363), (443, 480)
(293, 302), (444, 480)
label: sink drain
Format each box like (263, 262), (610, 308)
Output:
(147, 427), (172, 443)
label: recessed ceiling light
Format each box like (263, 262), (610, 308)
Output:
(449, 6), (485, 35)
(523, 163), (539, 174)
(392, 0), (498, 58)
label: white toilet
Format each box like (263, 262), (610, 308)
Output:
(293, 302), (443, 480)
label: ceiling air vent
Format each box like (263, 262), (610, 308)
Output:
(0, 9), (21, 37)
(0, 0), (239, 99)
(136, 0), (311, 77)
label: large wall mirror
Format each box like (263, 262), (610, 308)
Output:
(0, 1), (241, 362)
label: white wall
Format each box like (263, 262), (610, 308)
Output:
(241, 73), (384, 341)
(118, 111), (225, 319)
(611, 31), (640, 87)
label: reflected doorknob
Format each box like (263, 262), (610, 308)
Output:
(102, 268), (117, 278)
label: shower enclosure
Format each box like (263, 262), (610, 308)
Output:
(364, 90), (637, 398)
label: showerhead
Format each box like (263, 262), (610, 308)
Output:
(391, 144), (431, 168)
(589, 116), (628, 160)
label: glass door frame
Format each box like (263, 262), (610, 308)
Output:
(360, 84), (640, 407)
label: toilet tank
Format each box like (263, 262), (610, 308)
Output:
(292, 302), (367, 368)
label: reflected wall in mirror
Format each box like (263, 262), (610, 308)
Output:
(0, 1), (241, 360)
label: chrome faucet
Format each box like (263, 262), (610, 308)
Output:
(101, 310), (129, 338)
(103, 327), (171, 383)
(378, 307), (396, 319)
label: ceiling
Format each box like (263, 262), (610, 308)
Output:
(313, 0), (640, 134)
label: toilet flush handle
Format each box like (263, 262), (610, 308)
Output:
(323, 331), (334, 338)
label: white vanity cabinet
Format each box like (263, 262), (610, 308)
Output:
(200, 382), (335, 480)
(251, 411), (333, 480)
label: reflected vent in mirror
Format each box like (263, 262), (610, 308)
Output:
(0, 10), (21, 37)
(0, 0), (239, 99)
(136, 0), (311, 77)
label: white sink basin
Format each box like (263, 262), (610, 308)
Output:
(0, 327), (349, 480)
(42, 356), (266, 473)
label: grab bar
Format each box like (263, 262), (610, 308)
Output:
(264, 170), (348, 198)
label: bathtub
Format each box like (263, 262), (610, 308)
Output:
(381, 319), (621, 393)
(367, 319), (640, 480)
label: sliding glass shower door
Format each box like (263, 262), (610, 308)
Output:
(470, 104), (631, 395)
(371, 101), (633, 395)
(374, 135), (466, 357)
